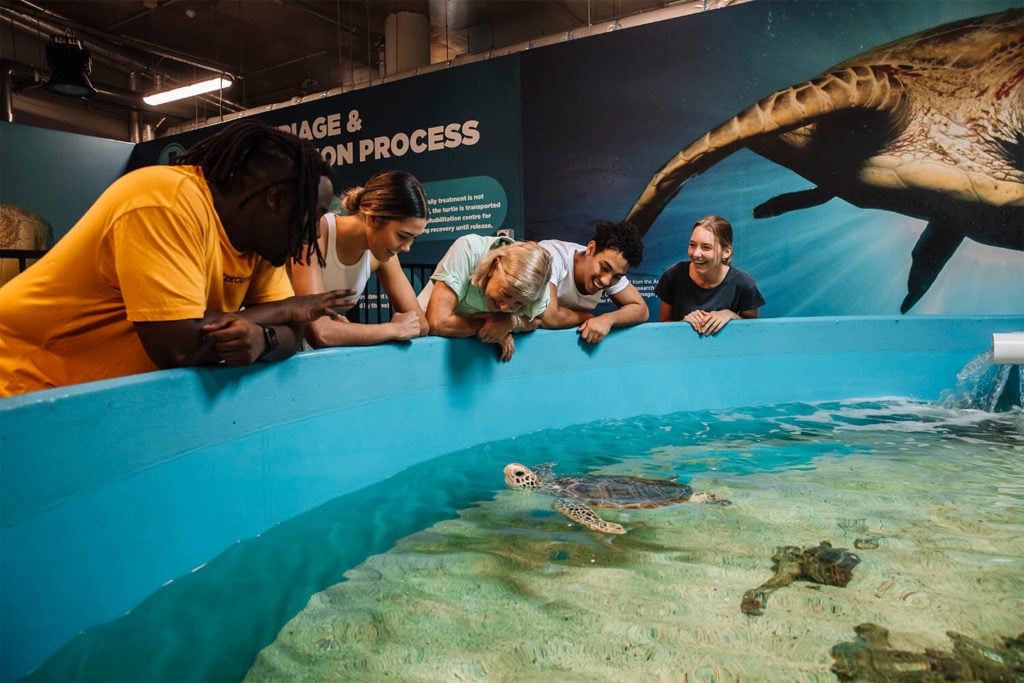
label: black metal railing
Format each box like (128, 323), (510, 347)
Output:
(347, 262), (435, 324)
(0, 249), (48, 272)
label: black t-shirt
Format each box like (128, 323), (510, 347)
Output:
(655, 261), (765, 320)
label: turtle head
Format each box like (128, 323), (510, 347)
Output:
(504, 463), (541, 489)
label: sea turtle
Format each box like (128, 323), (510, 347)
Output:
(740, 541), (861, 616)
(830, 623), (1024, 681)
(503, 462), (730, 534)
(624, 9), (1024, 313)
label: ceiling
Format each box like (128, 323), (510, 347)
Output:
(1, 0), (740, 139)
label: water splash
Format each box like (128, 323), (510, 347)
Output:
(938, 350), (1021, 413)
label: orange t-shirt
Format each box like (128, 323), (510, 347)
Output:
(0, 165), (292, 396)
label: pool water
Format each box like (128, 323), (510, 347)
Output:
(29, 399), (1024, 682)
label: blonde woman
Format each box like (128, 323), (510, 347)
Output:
(290, 171), (429, 347)
(421, 234), (552, 361)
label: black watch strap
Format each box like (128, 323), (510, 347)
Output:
(258, 324), (279, 360)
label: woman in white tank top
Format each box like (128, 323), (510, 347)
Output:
(289, 171), (429, 347)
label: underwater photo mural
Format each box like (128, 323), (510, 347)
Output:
(521, 0), (1024, 317)
(625, 9), (1023, 314)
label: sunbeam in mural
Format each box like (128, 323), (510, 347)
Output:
(624, 8), (1023, 313)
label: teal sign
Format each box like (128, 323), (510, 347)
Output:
(420, 176), (509, 241)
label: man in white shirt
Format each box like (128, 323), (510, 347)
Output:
(539, 220), (648, 343)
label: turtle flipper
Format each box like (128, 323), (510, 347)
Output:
(901, 222), (964, 313)
(741, 546), (803, 615)
(624, 66), (908, 235)
(553, 499), (625, 534)
(753, 187), (834, 218)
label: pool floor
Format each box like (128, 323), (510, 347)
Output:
(245, 400), (1024, 682)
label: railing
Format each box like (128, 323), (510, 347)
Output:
(347, 262), (434, 324)
(0, 249), (48, 272)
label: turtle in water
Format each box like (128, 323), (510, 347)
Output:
(830, 623), (1024, 681)
(503, 462), (731, 534)
(741, 541), (861, 616)
(624, 9), (1024, 313)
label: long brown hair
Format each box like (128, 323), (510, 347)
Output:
(692, 215), (733, 265)
(340, 171), (429, 224)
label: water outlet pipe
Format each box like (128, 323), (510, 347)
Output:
(992, 332), (1024, 364)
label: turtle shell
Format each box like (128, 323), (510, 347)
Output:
(547, 476), (695, 509)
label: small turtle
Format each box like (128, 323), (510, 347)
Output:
(741, 541), (861, 615)
(503, 462), (731, 535)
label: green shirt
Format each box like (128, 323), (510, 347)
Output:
(430, 234), (549, 319)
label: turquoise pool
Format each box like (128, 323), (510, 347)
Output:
(1, 316), (1021, 679)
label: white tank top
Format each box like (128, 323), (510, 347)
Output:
(322, 213), (371, 302)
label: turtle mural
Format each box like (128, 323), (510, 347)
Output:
(503, 462), (730, 534)
(624, 9), (1024, 313)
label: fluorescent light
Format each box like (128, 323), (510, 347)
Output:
(143, 76), (233, 105)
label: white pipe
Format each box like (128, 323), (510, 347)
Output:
(992, 332), (1024, 364)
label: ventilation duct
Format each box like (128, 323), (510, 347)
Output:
(384, 12), (430, 77)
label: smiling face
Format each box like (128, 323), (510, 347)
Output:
(688, 225), (732, 276)
(366, 215), (427, 262)
(483, 260), (525, 312)
(575, 243), (630, 295)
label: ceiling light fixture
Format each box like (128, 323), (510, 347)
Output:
(45, 33), (97, 98)
(142, 76), (233, 106)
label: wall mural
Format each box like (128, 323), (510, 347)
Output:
(21, 2), (1021, 317)
(521, 0), (1024, 317)
(625, 9), (1023, 314)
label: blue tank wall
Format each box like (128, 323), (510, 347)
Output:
(0, 122), (133, 239)
(1, 315), (1021, 679)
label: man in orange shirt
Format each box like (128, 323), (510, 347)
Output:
(0, 119), (354, 397)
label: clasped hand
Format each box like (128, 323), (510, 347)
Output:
(201, 289), (357, 365)
(476, 313), (516, 343)
(477, 313), (517, 362)
(682, 309), (736, 336)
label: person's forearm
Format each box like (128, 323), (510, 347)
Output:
(138, 313), (300, 369)
(256, 323), (302, 361)
(206, 309), (302, 359)
(513, 314), (542, 332)
(307, 318), (409, 347)
(428, 312), (485, 337)
(540, 307), (589, 329)
(600, 302), (649, 327)
(235, 300), (304, 327)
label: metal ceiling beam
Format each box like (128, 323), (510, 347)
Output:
(0, 1), (246, 113)
(2, 0), (239, 79)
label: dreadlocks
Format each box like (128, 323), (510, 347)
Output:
(174, 118), (331, 266)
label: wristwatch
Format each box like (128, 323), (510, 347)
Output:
(258, 324), (279, 360)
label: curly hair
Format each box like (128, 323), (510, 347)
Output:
(174, 118), (331, 266)
(592, 220), (644, 267)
